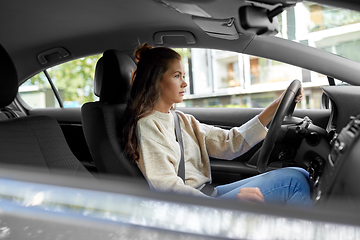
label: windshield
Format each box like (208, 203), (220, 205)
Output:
(277, 1), (360, 63)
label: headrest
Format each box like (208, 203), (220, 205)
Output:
(94, 50), (136, 104)
(0, 45), (18, 107)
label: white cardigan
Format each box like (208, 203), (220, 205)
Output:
(136, 110), (267, 197)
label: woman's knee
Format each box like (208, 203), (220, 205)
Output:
(277, 168), (311, 196)
(281, 168), (309, 184)
(265, 168), (311, 194)
(263, 168), (312, 205)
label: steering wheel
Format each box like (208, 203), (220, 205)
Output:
(257, 79), (302, 173)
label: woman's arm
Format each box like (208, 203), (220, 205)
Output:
(258, 87), (303, 127)
(197, 85), (302, 160)
(258, 94), (282, 127)
(191, 114), (267, 160)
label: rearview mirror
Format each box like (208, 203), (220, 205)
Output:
(239, 6), (280, 35)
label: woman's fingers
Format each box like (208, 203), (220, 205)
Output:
(295, 87), (303, 103)
(236, 187), (265, 203)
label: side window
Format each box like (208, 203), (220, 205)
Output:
(19, 55), (101, 108)
(177, 49), (326, 109)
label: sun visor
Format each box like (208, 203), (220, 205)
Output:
(192, 16), (239, 40)
(160, 0), (212, 17)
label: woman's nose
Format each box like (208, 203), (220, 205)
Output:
(181, 78), (188, 88)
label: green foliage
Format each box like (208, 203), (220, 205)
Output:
(322, 7), (360, 30)
(28, 54), (101, 105)
(174, 48), (191, 60)
(52, 55), (101, 104)
(308, 4), (360, 32)
(28, 71), (47, 88)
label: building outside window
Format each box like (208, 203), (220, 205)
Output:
(181, 2), (360, 109)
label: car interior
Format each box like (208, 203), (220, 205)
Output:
(1, 0), (360, 212)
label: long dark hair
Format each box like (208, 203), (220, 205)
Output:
(123, 43), (181, 162)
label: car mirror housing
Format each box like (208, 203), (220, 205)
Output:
(239, 5), (280, 35)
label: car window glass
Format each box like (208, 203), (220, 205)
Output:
(278, 1), (360, 63)
(19, 54), (101, 108)
(176, 48), (327, 110)
(20, 72), (61, 108)
(20, 51), (329, 110)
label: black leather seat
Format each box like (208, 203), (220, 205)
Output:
(81, 50), (143, 178)
(0, 45), (93, 177)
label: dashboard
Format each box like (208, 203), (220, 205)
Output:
(315, 86), (360, 204)
(322, 86), (360, 133)
(315, 113), (360, 203)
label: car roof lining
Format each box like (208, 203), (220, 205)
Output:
(2, 0), (360, 85)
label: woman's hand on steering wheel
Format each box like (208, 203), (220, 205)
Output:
(257, 80), (303, 173)
(258, 84), (303, 128)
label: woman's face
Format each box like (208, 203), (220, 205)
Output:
(158, 59), (187, 108)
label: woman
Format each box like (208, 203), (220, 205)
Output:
(123, 43), (312, 206)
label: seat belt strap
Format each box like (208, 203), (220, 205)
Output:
(171, 110), (185, 182)
(171, 110), (217, 197)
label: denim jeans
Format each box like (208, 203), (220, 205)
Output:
(215, 168), (312, 206)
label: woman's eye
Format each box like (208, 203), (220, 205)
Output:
(174, 74), (185, 79)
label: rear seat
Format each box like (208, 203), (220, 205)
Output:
(0, 44), (94, 178)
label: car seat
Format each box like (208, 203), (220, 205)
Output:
(81, 50), (143, 178)
(0, 44), (93, 177)
(0, 103), (26, 120)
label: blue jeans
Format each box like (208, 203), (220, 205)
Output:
(215, 168), (312, 206)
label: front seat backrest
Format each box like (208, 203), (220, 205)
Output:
(81, 49), (142, 178)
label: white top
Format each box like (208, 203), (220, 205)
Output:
(136, 110), (268, 197)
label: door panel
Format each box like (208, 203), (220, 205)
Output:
(29, 108), (82, 123)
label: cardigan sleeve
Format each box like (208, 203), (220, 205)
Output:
(137, 119), (209, 198)
(182, 113), (268, 160)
